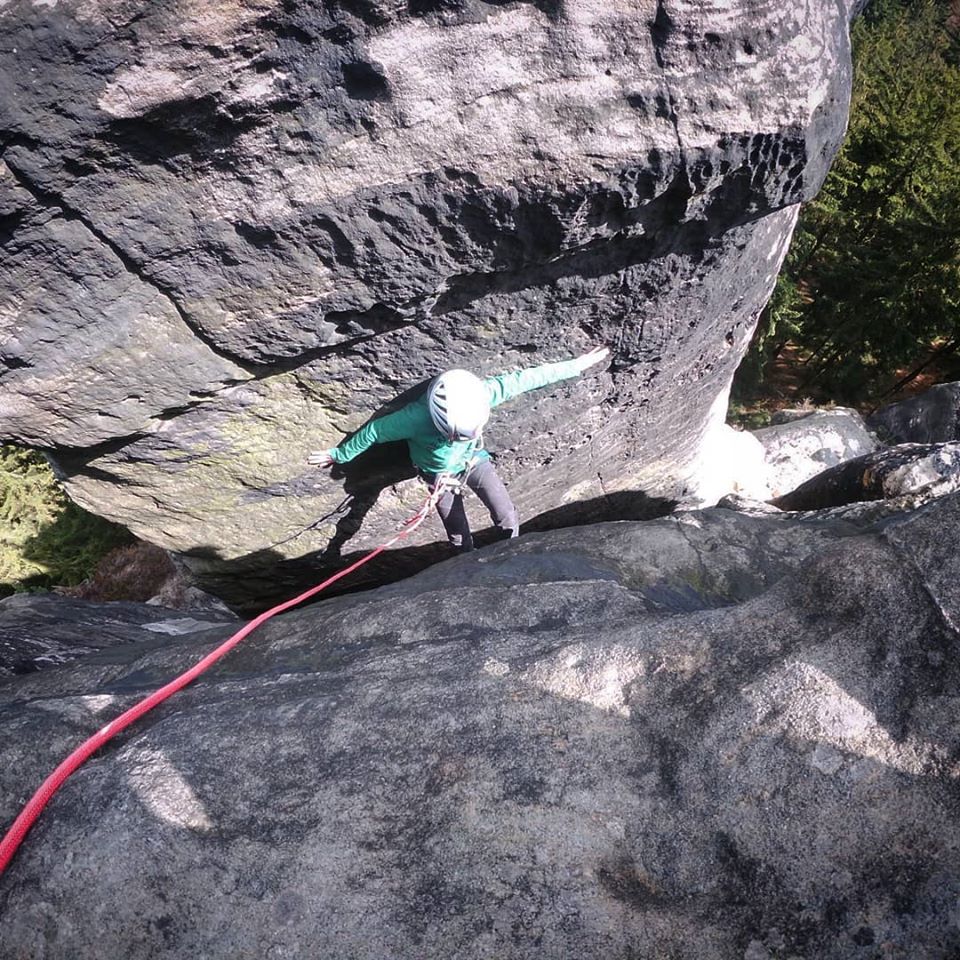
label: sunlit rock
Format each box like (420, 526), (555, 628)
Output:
(773, 441), (960, 512)
(752, 407), (880, 498)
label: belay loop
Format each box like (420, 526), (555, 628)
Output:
(433, 471), (465, 496)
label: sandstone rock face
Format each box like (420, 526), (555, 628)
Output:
(0, 0), (851, 592)
(752, 407), (880, 498)
(0, 0), (859, 599)
(0, 593), (237, 677)
(772, 442), (960, 513)
(2, 495), (959, 959)
(868, 381), (960, 445)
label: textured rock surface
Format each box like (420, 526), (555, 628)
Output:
(752, 407), (880, 498)
(0, 593), (237, 677)
(2, 495), (959, 959)
(719, 486), (959, 529)
(772, 442), (960, 513)
(868, 381), (960, 444)
(0, 0), (859, 599)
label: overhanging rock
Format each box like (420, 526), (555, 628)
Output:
(0, 0), (861, 602)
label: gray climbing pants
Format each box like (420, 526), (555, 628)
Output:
(429, 459), (519, 551)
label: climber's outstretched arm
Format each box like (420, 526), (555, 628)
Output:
(484, 346), (610, 408)
(308, 404), (422, 469)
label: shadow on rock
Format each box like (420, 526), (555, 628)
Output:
(186, 487), (677, 616)
(523, 488), (675, 532)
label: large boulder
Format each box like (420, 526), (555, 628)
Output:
(2, 494), (959, 958)
(0, 593), (237, 677)
(752, 407), (880, 498)
(0, 0), (861, 602)
(868, 381), (960, 444)
(772, 442), (960, 512)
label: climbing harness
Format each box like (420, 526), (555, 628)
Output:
(0, 485), (445, 876)
(423, 442), (482, 499)
(432, 455), (483, 495)
(431, 470), (467, 496)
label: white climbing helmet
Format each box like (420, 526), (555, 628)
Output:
(427, 369), (490, 441)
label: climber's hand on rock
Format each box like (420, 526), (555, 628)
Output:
(573, 345), (610, 372)
(308, 449), (336, 468)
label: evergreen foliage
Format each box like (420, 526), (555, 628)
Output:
(740, 0), (960, 404)
(0, 445), (132, 596)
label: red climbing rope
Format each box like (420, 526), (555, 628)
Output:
(0, 488), (442, 875)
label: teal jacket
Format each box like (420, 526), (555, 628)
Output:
(330, 358), (583, 475)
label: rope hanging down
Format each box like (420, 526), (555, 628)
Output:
(0, 487), (442, 876)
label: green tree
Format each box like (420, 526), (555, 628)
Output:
(0, 445), (132, 595)
(740, 0), (960, 404)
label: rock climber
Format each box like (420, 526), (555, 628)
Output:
(308, 346), (610, 551)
